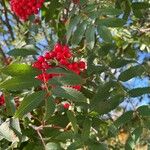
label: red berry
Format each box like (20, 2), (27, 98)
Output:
(63, 45), (70, 52)
(78, 61), (86, 69)
(32, 61), (42, 70)
(72, 85), (81, 91)
(44, 52), (51, 60)
(54, 43), (63, 52)
(42, 61), (50, 70)
(56, 52), (64, 60)
(0, 94), (5, 106)
(59, 59), (69, 66)
(38, 56), (45, 62)
(63, 103), (70, 109)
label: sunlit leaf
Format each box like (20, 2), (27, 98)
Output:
(15, 91), (45, 118)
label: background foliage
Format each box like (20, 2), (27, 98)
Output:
(0, 0), (150, 149)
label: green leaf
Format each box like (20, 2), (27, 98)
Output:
(5, 95), (16, 116)
(67, 140), (83, 150)
(44, 96), (55, 120)
(45, 142), (62, 150)
(81, 118), (92, 141)
(137, 105), (150, 117)
(55, 131), (75, 141)
(49, 74), (84, 86)
(47, 114), (69, 128)
(0, 76), (41, 91)
(47, 67), (71, 74)
(97, 18), (126, 27)
(88, 142), (108, 150)
(98, 43), (117, 56)
(132, 2), (150, 9)
(71, 20), (87, 45)
(82, 88), (94, 99)
(87, 65), (106, 76)
(0, 119), (19, 142)
(125, 127), (142, 150)
(87, 11), (99, 20)
(128, 87), (150, 97)
(109, 58), (135, 68)
(67, 111), (78, 134)
(92, 81), (121, 103)
(118, 65), (145, 82)
(15, 91), (45, 118)
(85, 25), (95, 49)
(99, 7), (122, 16)
(52, 87), (86, 102)
(66, 15), (81, 42)
(97, 26), (112, 42)
(1, 63), (40, 77)
(114, 111), (133, 127)
(7, 45), (37, 57)
(93, 94), (124, 115)
(83, 3), (98, 12)
(41, 0), (61, 22)
(22, 143), (43, 150)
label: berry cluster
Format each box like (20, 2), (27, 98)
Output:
(32, 43), (86, 91)
(0, 94), (5, 106)
(10, 0), (45, 21)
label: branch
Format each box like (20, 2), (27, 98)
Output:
(37, 129), (46, 149)
(1, 0), (15, 40)
(29, 124), (46, 149)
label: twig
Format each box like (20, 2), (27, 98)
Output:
(29, 124), (46, 149)
(29, 123), (68, 149)
(37, 129), (46, 149)
(1, 0), (15, 40)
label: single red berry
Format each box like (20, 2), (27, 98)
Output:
(63, 103), (70, 109)
(50, 51), (57, 58)
(78, 61), (86, 69)
(44, 52), (51, 60)
(32, 61), (43, 70)
(72, 62), (78, 68)
(0, 94), (5, 106)
(38, 56), (45, 62)
(54, 43), (63, 52)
